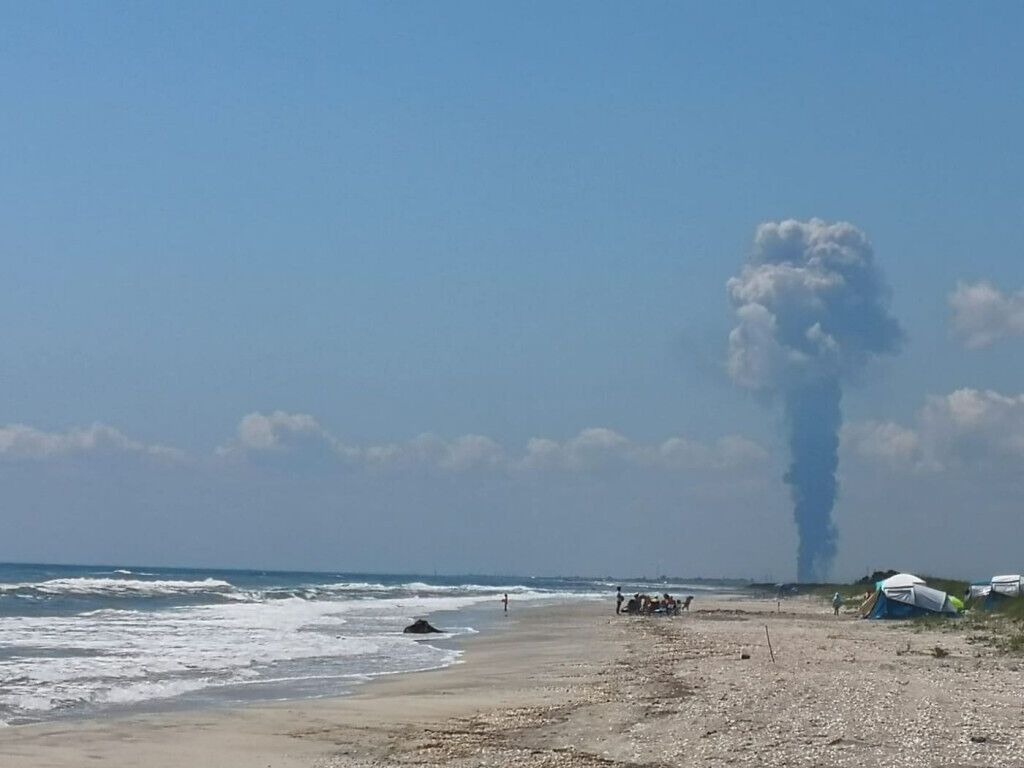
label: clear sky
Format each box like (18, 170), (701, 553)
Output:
(2, 3), (1022, 581)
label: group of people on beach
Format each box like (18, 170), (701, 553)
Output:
(615, 586), (692, 616)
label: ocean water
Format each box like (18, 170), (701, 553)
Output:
(0, 563), (736, 725)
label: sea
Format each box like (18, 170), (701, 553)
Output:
(0, 563), (740, 725)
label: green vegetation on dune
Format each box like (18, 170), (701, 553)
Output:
(761, 574), (1024, 653)
(798, 573), (968, 607)
(803, 583), (871, 601)
(967, 598), (1024, 654)
(990, 596), (1024, 621)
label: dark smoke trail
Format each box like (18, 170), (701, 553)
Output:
(726, 219), (901, 581)
(784, 379), (840, 583)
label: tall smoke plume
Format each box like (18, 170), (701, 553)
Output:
(727, 219), (902, 581)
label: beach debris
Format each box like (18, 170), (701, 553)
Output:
(740, 653), (751, 660)
(765, 624), (776, 663)
(403, 619), (441, 634)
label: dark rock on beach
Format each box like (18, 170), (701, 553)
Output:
(403, 619), (441, 634)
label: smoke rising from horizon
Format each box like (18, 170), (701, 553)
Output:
(727, 219), (902, 581)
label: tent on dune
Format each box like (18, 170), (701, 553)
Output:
(991, 574), (1023, 597)
(859, 573), (960, 619)
(968, 574), (1022, 610)
(967, 581), (992, 601)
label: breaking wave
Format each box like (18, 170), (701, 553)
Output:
(0, 577), (236, 599)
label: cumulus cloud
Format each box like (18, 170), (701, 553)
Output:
(949, 280), (1024, 349)
(658, 435), (768, 470)
(0, 423), (183, 461)
(918, 389), (1024, 469)
(363, 433), (506, 472)
(522, 428), (634, 472)
(841, 421), (921, 464)
(522, 429), (767, 472)
(218, 412), (766, 474)
(845, 388), (1024, 472)
(217, 411), (356, 459)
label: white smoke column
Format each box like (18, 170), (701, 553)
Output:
(727, 219), (902, 582)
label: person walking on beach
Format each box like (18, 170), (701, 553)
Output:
(832, 591), (843, 616)
(615, 586), (624, 614)
(502, 593), (509, 613)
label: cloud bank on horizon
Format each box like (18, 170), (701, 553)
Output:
(0, 412), (787, 578)
(215, 411), (770, 474)
(0, 412), (766, 475)
(2, 390), (1022, 579)
(727, 219), (903, 583)
(5, 394), (1023, 479)
(0, 423), (183, 462)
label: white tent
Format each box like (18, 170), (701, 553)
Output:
(968, 583), (992, 600)
(881, 584), (959, 615)
(990, 574), (1023, 597)
(879, 573), (927, 590)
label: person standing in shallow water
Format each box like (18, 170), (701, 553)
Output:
(615, 586), (624, 614)
(502, 593), (508, 613)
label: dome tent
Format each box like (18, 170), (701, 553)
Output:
(865, 574), (960, 619)
(877, 573), (927, 590)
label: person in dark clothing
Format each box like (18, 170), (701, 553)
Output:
(615, 586), (624, 614)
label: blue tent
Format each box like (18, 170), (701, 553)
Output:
(868, 584), (959, 619)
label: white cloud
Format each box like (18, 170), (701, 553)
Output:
(949, 280), (1024, 349)
(0, 422), (183, 461)
(219, 412), (515, 472)
(220, 411), (351, 456)
(218, 413), (766, 475)
(363, 433), (506, 471)
(521, 427), (766, 473)
(522, 428), (635, 471)
(918, 389), (1024, 469)
(842, 421), (920, 464)
(237, 412), (321, 450)
(659, 435), (769, 470)
(845, 388), (1024, 472)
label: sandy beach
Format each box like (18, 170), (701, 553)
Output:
(2, 597), (1022, 768)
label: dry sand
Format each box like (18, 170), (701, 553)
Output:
(2, 597), (1022, 767)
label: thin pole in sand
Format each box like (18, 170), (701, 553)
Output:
(764, 624), (776, 663)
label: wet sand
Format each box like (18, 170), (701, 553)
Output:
(2, 597), (1022, 767)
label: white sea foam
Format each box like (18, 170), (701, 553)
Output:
(400, 582), (536, 593)
(0, 571), (611, 724)
(0, 577), (236, 597)
(0, 590), (491, 722)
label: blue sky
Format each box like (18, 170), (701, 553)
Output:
(2, 3), (1022, 580)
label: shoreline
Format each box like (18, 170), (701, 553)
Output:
(0, 599), (618, 767)
(0, 594), (538, 727)
(3, 596), (1022, 767)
